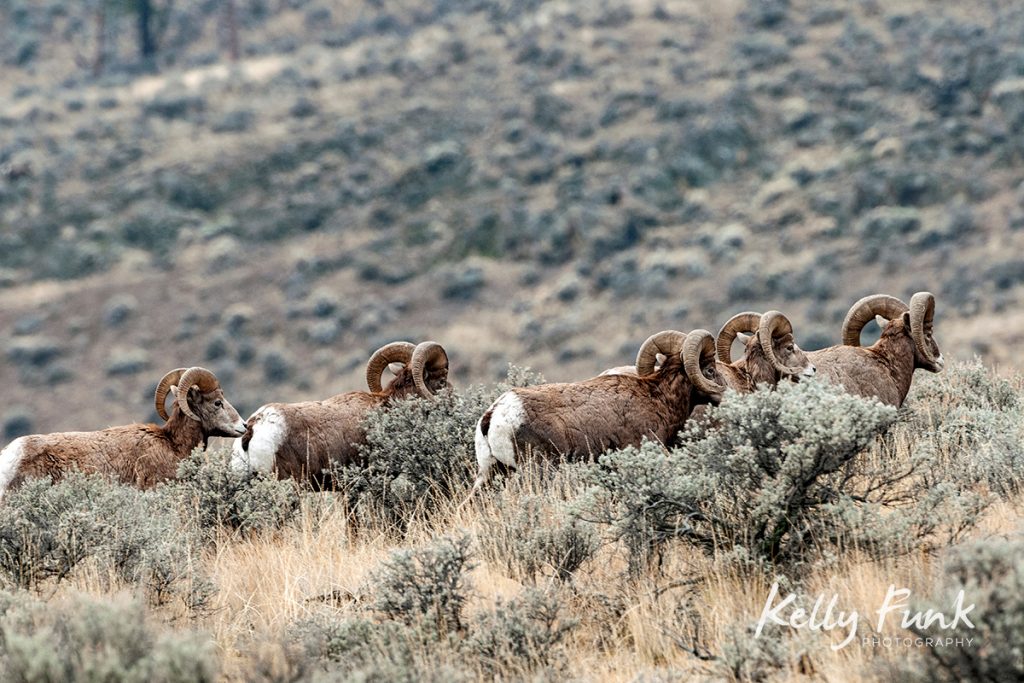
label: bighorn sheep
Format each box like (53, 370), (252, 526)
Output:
(230, 341), (451, 487)
(0, 367), (243, 499)
(715, 310), (816, 391)
(807, 292), (943, 407)
(473, 329), (726, 489)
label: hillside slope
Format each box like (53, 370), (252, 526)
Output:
(2, 0), (1023, 433)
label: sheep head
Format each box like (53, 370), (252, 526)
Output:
(752, 311), (815, 383)
(154, 367), (245, 436)
(636, 329), (727, 404)
(842, 292), (943, 373)
(366, 341), (451, 399)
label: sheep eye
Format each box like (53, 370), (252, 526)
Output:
(214, 400), (223, 408)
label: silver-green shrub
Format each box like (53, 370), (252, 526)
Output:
(370, 534), (475, 634)
(466, 587), (577, 678)
(477, 492), (598, 583)
(894, 532), (1024, 681)
(0, 590), (217, 682)
(345, 366), (544, 533)
(0, 473), (210, 609)
(169, 448), (300, 540)
(908, 358), (1024, 497)
(583, 380), (898, 571)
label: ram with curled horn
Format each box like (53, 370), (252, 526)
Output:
(472, 329), (726, 491)
(806, 291), (944, 407)
(0, 366), (244, 499)
(231, 340), (451, 487)
(714, 310), (816, 392)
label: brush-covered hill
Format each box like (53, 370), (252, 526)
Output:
(2, 0), (1024, 434)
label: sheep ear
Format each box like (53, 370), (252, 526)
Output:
(875, 315), (889, 329)
(169, 385), (178, 397)
(902, 311), (911, 327)
(387, 362), (404, 376)
(736, 332), (751, 343)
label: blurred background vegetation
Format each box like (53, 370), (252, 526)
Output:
(1, 0), (1023, 435)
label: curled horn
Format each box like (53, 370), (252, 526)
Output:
(411, 341), (450, 398)
(154, 368), (188, 421)
(365, 342), (415, 393)
(841, 294), (909, 346)
(635, 330), (687, 376)
(175, 367), (220, 422)
(909, 291), (941, 367)
(717, 311), (763, 364)
(683, 329), (727, 396)
(758, 311), (807, 376)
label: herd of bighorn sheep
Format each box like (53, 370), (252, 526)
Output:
(0, 291), (942, 499)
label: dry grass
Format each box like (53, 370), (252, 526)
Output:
(85, 468), (1008, 682)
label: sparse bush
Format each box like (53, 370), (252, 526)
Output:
(297, 616), (421, 681)
(295, 613), (472, 683)
(1, 408), (32, 441)
(340, 365), (544, 533)
(144, 89), (206, 120)
(478, 491), (598, 583)
(716, 622), (805, 683)
(101, 293), (137, 327)
(0, 590), (217, 683)
(582, 381), (898, 572)
(341, 384), (494, 532)
(370, 534), (474, 634)
(908, 359), (1024, 497)
(466, 588), (577, 677)
(5, 336), (62, 368)
(0, 473), (209, 609)
(896, 532), (1024, 682)
(262, 348), (292, 384)
(105, 347), (150, 376)
(169, 448), (300, 540)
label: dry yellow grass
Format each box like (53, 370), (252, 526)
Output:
(61, 469), (1002, 682)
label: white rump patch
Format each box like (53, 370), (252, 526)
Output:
(0, 437), (26, 500)
(230, 407), (286, 474)
(483, 392), (525, 469)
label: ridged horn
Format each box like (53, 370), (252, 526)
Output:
(717, 311), (762, 364)
(909, 291), (940, 366)
(154, 368), (188, 421)
(635, 331), (687, 376)
(175, 367), (220, 422)
(683, 329), (726, 396)
(411, 341), (449, 398)
(758, 311), (806, 376)
(841, 294), (909, 346)
(365, 342), (415, 393)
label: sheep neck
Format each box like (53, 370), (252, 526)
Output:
(161, 410), (207, 456)
(870, 332), (917, 405)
